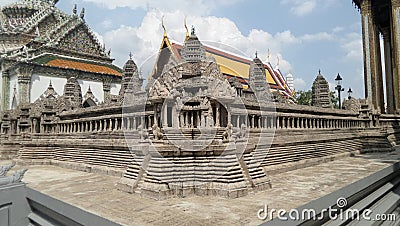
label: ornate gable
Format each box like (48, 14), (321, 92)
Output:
(34, 13), (58, 37)
(57, 24), (104, 56)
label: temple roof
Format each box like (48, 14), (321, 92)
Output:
(31, 54), (122, 77)
(166, 41), (293, 97)
(0, 0), (112, 63)
(0, 0), (122, 77)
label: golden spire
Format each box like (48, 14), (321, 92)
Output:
(162, 16), (167, 37)
(184, 16), (189, 41)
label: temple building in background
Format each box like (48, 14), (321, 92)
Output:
(151, 23), (294, 100)
(353, 0), (400, 114)
(0, 0), (122, 112)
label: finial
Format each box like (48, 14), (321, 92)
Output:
(129, 52), (132, 60)
(267, 48), (270, 62)
(162, 16), (167, 37)
(277, 55), (280, 66)
(80, 8), (85, 19)
(191, 25), (195, 36)
(255, 51), (258, 58)
(49, 80), (52, 87)
(88, 85), (92, 92)
(318, 69), (321, 74)
(73, 4), (77, 15)
(184, 16), (189, 41)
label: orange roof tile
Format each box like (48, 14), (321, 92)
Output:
(46, 59), (122, 77)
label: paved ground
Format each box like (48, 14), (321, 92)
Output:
(2, 149), (400, 226)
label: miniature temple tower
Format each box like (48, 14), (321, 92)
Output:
(311, 71), (332, 108)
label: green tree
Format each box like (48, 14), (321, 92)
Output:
(294, 90), (312, 106)
(330, 91), (339, 109)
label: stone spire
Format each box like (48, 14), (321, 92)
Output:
(311, 70), (332, 108)
(73, 4), (77, 15)
(80, 8), (85, 19)
(119, 54), (143, 96)
(63, 77), (82, 107)
(83, 85), (99, 106)
(249, 52), (270, 101)
(181, 26), (206, 62)
(40, 80), (59, 99)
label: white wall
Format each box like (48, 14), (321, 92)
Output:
(78, 79), (104, 102)
(30, 74), (67, 103)
(30, 74), (111, 103)
(9, 74), (18, 109)
(110, 83), (121, 95)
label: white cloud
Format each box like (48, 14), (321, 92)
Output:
(294, 78), (307, 90)
(101, 19), (112, 29)
(82, 0), (243, 16)
(340, 32), (362, 62)
(281, 0), (317, 16)
(281, 0), (337, 16)
(301, 32), (334, 41)
(104, 10), (300, 76)
(332, 26), (344, 33)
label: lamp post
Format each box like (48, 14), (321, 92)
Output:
(335, 73), (344, 109)
(348, 88), (353, 100)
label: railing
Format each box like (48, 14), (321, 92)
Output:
(0, 99), (395, 140)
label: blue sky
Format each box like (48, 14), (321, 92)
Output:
(1, 0), (364, 98)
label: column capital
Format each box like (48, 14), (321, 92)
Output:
(360, 0), (372, 15)
(392, 0), (400, 8)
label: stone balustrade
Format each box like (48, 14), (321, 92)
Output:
(0, 100), (389, 139)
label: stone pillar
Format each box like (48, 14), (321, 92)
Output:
(360, 0), (384, 112)
(133, 117), (137, 130)
(108, 119), (112, 131)
(32, 119), (37, 133)
(190, 112), (194, 128)
(172, 104), (177, 128)
(1, 70), (10, 110)
(148, 116), (152, 129)
(228, 110), (232, 126)
(103, 80), (111, 104)
(196, 111), (200, 128)
(391, 0), (400, 113)
(162, 103), (168, 128)
(16, 67), (33, 105)
(115, 118), (119, 131)
(216, 103), (220, 127)
(153, 104), (158, 127)
(276, 116), (280, 129)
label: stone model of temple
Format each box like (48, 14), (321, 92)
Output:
(1, 0), (400, 200)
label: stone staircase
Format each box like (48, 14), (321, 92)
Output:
(118, 150), (253, 199)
